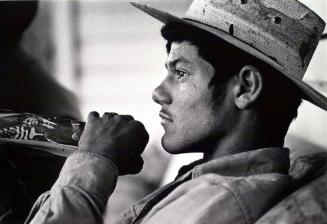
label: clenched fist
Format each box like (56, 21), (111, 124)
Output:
(78, 111), (149, 175)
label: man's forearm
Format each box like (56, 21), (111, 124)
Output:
(25, 151), (119, 224)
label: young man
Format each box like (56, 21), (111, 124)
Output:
(25, 0), (327, 223)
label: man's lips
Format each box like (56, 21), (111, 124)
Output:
(159, 110), (173, 122)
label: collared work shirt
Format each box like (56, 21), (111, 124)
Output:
(26, 147), (291, 224)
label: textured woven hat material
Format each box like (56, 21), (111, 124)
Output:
(131, 0), (327, 111)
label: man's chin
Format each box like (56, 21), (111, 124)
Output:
(161, 137), (181, 154)
(161, 136), (194, 154)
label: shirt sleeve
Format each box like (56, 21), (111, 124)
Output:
(25, 151), (119, 224)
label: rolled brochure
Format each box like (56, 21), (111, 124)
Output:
(0, 110), (85, 157)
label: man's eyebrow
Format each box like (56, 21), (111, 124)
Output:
(165, 57), (192, 68)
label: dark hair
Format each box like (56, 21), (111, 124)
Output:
(161, 22), (302, 134)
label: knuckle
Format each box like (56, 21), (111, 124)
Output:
(89, 111), (97, 115)
(115, 115), (125, 122)
(122, 114), (134, 120)
(87, 111), (100, 120)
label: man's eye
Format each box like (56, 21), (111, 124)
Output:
(176, 70), (189, 79)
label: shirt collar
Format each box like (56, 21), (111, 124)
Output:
(176, 147), (290, 180)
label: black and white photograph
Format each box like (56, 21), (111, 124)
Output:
(0, 0), (326, 223)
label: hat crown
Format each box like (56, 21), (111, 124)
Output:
(183, 0), (325, 79)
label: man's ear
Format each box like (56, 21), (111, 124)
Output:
(233, 65), (263, 109)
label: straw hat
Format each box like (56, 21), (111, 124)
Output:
(131, 0), (327, 110)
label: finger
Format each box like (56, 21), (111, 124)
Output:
(87, 111), (100, 121)
(132, 121), (149, 153)
(129, 156), (144, 174)
(119, 156), (144, 175)
(103, 112), (118, 119)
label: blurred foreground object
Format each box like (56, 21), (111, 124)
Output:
(0, 1), (37, 45)
(0, 1), (82, 222)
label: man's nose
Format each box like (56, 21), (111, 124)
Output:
(152, 81), (171, 105)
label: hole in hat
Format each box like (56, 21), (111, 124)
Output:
(274, 17), (282, 24)
(240, 0), (247, 4)
(229, 24), (234, 36)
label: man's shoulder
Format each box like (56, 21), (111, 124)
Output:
(127, 173), (291, 224)
(176, 173), (291, 223)
(181, 172), (291, 195)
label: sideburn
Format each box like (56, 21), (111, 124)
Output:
(208, 72), (234, 109)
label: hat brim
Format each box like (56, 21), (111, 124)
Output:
(130, 2), (327, 111)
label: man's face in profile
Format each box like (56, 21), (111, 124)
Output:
(152, 41), (234, 155)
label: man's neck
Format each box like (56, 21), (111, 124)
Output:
(203, 113), (285, 161)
